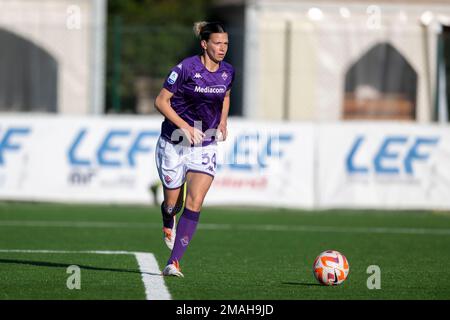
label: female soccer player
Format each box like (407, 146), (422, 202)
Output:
(154, 21), (234, 277)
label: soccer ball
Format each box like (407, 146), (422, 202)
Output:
(313, 250), (349, 286)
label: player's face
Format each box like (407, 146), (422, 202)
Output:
(203, 32), (229, 63)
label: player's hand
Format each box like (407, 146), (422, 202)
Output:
(192, 127), (205, 145)
(217, 122), (227, 141)
(181, 126), (205, 145)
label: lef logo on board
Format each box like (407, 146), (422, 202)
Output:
(217, 133), (293, 172)
(66, 128), (159, 185)
(68, 129), (159, 168)
(0, 127), (31, 166)
(346, 135), (440, 176)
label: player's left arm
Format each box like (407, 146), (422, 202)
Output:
(218, 90), (230, 141)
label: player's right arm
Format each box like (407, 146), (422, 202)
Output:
(154, 88), (204, 145)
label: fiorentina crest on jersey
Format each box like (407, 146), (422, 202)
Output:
(221, 71), (228, 81)
(164, 175), (173, 184)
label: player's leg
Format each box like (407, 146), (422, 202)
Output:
(163, 143), (217, 277)
(160, 186), (183, 250)
(184, 171), (214, 211)
(161, 185), (182, 223)
(155, 137), (186, 249)
(162, 183), (185, 217)
(163, 171), (213, 276)
(161, 183), (188, 250)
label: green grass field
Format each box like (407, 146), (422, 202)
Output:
(0, 202), (450, 300)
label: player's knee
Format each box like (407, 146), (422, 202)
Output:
(186, 203), (202, 212)
(185, 195), (204, 212)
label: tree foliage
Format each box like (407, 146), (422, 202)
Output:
(106, 0), (212, 113)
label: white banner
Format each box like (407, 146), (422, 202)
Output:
(0, 115), (162, 204)
(0, 116), (315, 207)
(2, 116), (450, 209)
(317, 122), (450, 209)
(210, 119), (315, 208)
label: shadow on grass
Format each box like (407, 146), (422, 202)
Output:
(0, 258), (161, 276)
(282, 281), (323, 287)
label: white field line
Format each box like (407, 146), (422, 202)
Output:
(0, 249), (171, 300)
(0, 220), (450, 236)
(134, 253), (171, 300)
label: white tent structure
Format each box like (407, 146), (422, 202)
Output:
(0, 0), (106, 114)
(218, 0), (450, 122)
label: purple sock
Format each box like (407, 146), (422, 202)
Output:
(161, 202), (174, 229)
(167, 207), (200, 265)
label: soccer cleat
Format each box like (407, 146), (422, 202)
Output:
(162, 260), (184, 277)
(163, 216), (176, 250)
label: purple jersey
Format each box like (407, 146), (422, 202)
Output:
(161, 55), (235, 146)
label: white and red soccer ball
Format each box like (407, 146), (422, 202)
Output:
(313, 250), (350, 286)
